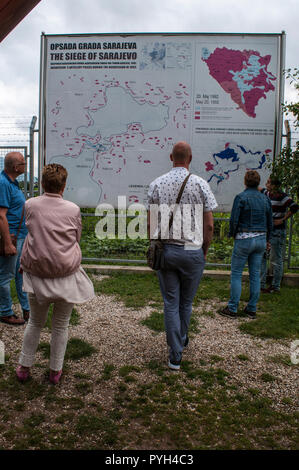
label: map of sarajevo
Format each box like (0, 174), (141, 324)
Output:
(202, 47), (276, 118)
(43, 34), (282, 210)
(48, 73), (190, 207)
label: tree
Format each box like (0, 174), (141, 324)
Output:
(271, 68), (299, 201)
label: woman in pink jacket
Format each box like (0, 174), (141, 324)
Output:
(16, 164), (94, 384)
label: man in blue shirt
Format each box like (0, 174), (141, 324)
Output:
(0, 152), (30, 325)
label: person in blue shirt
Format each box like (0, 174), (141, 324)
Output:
(219, 170), (273, 319)
(0, 152), (30, 325)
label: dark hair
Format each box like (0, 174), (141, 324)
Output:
(269, 174), (281, 188)
(42, 164), (68, 193)
(244, 170), (260, 188)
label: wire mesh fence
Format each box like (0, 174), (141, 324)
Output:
(0, 116), (297, 270)
(80, 210), (299, 271)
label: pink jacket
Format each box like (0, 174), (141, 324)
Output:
(21, 193), (82, 278)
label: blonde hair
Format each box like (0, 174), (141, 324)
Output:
(42, 164), (68, 193)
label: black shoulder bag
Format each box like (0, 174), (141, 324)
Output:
(146, 173), (191, 270)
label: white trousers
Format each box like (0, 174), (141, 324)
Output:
(19, 293), (73, 371)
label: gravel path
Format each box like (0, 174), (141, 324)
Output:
(1, 274), (298, 414)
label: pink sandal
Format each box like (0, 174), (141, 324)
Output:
(16, 365), (30, 382)
(49, 370), (62, 385)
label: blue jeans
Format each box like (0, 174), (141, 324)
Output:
(158, 244), (205, 363)
(0, 237), (29, 317)
(228, 235), (266, 313)
(260, 230), (286, 290)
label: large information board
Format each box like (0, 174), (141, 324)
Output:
(39, 33), (285, 211)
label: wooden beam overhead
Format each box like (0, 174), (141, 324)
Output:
(0, 0), (42, 42)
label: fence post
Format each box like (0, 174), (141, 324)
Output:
(284, 119), (291, 150)
(29, 116), (37, 197)
(283, 120), (293, 270)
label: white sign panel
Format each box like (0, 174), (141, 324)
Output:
(41, 33), (284, 211)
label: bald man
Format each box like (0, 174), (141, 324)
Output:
(147, 142), (217, 370)
(0, 152), (29, 325)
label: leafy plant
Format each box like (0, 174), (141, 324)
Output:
(271, 68), (299, 200)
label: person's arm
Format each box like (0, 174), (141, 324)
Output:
(147, 207), (158, 240)
(147, 210), (151, 239)
(0, 207), (17, 256)
(273, 197), (298, 226)
(228, 195), (241, 239)
(76, 209), (82, 242)
(274, 209), (295, 226)
(147, 183), (158, 240)
(202, 211), (214, 259)
(266, 199), (273, 242)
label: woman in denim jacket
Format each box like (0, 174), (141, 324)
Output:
(220, 170), (273, 319)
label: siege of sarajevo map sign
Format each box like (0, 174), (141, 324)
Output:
(41, 33), (284, 211)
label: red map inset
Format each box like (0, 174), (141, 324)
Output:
(202, 47), (276, 118)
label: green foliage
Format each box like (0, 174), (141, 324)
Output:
(79, 208), (296, 269)
(80, 211), (234, 265)
(273, 146), (299, 200)
(271, 68), (299, 200)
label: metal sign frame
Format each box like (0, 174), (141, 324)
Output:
(38, 31), (286, 209)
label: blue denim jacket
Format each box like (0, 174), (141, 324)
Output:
(229, 188), (273, 240)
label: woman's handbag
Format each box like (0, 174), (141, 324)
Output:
(0, 206), (24, 256)
(146, 173), (191, 270)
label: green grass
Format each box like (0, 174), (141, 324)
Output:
(239, 287), (299, 339)
(93, 272), (163, 308)
(113, 361), (298, 450)
(141, 310), (200, 334)
(37, 338), (97, 361)
(2, 361), (297, 449)
(11, 269), (299, 340)
(267, 354), (299, 367)
(94, 272), (299, 340)
(260, 373), (277, 383)
(3, 273), (298, 450)
(93, 272), (231, 309)
(99, 363), (116, 381)
(237, 354), (250, 362)
(45, 306), (80, 328)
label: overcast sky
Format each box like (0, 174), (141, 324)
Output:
(0, 0), (298, 140)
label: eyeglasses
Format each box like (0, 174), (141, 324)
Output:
(16, 162), (26, 166)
